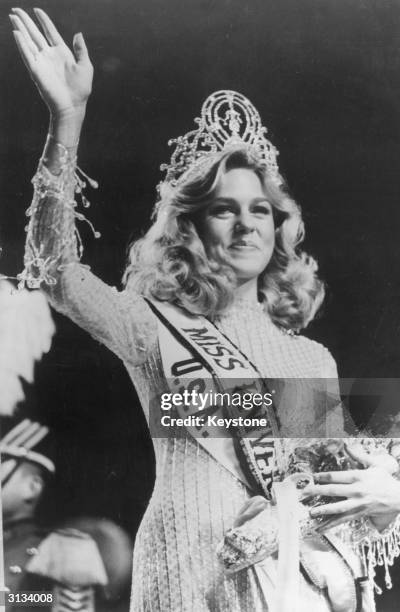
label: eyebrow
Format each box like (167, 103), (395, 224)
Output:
(212, 197), (271, 205)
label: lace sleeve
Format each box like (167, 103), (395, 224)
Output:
(18, 139), (157, 365)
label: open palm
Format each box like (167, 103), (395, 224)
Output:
(10, 8), (93, 116)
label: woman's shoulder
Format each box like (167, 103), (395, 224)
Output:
(294, 332), (338, 377)
(116, 288), (159, 363)
(294, 332), (330, 353)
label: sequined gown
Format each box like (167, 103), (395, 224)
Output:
(23, 160), (341, 612)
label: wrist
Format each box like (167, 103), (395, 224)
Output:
(49, 105), (87, 149)
(51, 103), (87, 122)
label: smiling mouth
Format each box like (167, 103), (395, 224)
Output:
(229, 241), (259, 251)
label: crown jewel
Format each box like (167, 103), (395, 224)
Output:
(159, 90), (280, 188)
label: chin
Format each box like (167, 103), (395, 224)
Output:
(232, 267), (265, 282)
(229, 255), (271, 282)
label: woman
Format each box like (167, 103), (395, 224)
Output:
(9, 8), (400, 611)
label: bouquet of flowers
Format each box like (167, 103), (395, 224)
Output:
(218, 437), (398, 570)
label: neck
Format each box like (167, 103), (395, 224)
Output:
(4, 515), (35, 529)
(3, 507), (36, 526)
(233, 278), (259, 303)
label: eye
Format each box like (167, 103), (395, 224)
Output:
(252, 203), (272, 215)
(208, 204), (235, 218)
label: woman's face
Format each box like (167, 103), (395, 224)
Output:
(200, 168), (275, 283)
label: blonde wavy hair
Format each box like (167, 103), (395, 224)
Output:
(123, 148), (325, 331)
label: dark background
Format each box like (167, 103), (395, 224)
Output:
(1, 0), (400, 609)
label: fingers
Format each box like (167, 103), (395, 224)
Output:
(313, 470), (360, 484)
(367, 450), (398, 474)
(73, 32), (90, 64)
(344, 443), (372, 467)
(11, 8), (48, 51)
(234, 496), (269, 527)
(237, 497), (268, 517)
(235, 496), (267, 519)
(303, 483), (357, 498)
(33, 8), (63, 46)
(9, 15), (38, 56)
(12, 31), (37, 71)
(309, 498), (358, 518)
(346, 443), (398, 474)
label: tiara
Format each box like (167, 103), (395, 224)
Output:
(159, 90), (279, 188)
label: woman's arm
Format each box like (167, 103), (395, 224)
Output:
(10, 8), (91, 284)
(10, 9), (156, 364)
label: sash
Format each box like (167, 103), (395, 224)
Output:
(300, 533), (373, 612)
(148, 301), (375, 612)
(146, 299), (282, 495)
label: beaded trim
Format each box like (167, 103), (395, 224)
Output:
(350, 513), (400, 592)
(17, 139), (99, 290)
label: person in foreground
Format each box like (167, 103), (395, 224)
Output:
(1, 417), (133, 612)
(1, 418), (109, 612)
(8, 8), (400, 611)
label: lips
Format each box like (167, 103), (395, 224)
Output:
(229, 240), (259, 250)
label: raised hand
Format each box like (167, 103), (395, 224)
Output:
(10, 8), (93, 119)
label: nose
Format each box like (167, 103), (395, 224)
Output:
(234, 211), (255, 234)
